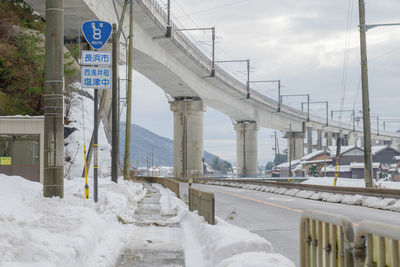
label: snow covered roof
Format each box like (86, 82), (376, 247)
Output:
(324, 165), (351, 172)
(300, 150), (330, 161)
(372, 145), (400, 155)
(394, 156), (400, 161)
(301, 159), (332, 164)
(276, 159), (300, 168)
(328, 145), (359, 157)
(350, 162), (381, 169)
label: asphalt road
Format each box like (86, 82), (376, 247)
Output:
(179, 182), (400, 266)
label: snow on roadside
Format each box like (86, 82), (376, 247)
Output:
(155, 184), (294, 267)
(303, 177), (400, 189)
(216, 252), (295, 267)
(0, 174), (146, 267)
(207, 179), (400, 213)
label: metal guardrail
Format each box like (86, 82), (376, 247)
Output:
(354, 221), (400, 267)
(189, 187), (215, 225)
(300, 210), (354, 267)
(192, 177), (400, 199)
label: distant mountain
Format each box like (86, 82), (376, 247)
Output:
(120, 123), (229, 167)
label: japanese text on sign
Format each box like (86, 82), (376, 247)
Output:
(81, 50), (112, 66)
(81, 66), (112, 90)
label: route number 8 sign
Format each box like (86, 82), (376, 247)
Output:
(82, 21), (112, 50)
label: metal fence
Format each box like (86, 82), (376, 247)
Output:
(354, 221), (400, 267)
(300, 210), (354, 267)
(301, 210), (400, 267)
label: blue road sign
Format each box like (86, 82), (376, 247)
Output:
(82, 21), (112, 50)
(81, 66), (112, 90)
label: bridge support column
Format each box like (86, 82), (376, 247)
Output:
(234, 121), (258, 177)
(348, 132), (358, 146)
(317, 130), (322, 150)
(326, 132), (333, 146)
(286, 132), (304, 160)
(371, 138), (376, 146)
(307, 127), (313, 154)
(170, 98), (205, 178)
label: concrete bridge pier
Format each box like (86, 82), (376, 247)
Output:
(234, 121), (258, 177)
(170, 98), (205, 178)
(348, 132), (359, 146)
(326, 132), (333, 146)
(286, 132), (304, 160)
(307, 127), (313, 154)
(317, 130), (322, 150)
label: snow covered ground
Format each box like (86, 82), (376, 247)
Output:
(0, 174), (146, 266)
(0, 174), (295, 267)
(0, 90), (296, 266)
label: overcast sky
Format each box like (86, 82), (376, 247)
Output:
(124, 0), (400, 165)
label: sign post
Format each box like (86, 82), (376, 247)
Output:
(81, 20), (112, 203)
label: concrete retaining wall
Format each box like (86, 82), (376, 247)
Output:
(189, 187), (215, 225)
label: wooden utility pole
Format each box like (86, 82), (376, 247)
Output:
(111, 23), (119, 183)
(43, 0), (64, 197)
(123, 1), (134, 178)
(358, 0), (373, 187)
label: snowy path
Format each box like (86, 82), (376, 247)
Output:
(117, 184), (185, 266)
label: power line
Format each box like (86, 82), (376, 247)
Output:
(177, 0), (252, 18)
(338, 0), (355, 126)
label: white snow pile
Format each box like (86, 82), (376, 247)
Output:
(155, 184), (295, 267)
(0, 174), (146, 267)
(206, 178), (400, 213)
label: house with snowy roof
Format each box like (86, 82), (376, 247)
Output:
(324, 162), (380, 179)
(372, 145), (400, 164)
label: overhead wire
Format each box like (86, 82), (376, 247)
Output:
(177, 0), (252, 18)
(171, 0), (250, 84)
(338, 0), (355, 127)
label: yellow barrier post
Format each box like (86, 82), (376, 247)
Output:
(84, 145), (89, 199)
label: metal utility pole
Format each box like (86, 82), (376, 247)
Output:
(358, 0), (373, 187)
(248, 79), (281, 110)
(215, 59), (250, 98)
(301, 101), (328, 126)
(111, 23), (119, 183)
(280, 94), (310, 121)
(288, 124), (292, 178)
(94, 89), (98, 202)
(175, 27), (216, 76)
(43, 0), (64, 198)
(331, 109), (355, 131)
(123, 1), (134, 179)
(166, 0), (171, 37)
(274, 131), (277, 159)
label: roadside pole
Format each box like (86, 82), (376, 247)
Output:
(94, 89), (98, 202)
(43, 0), (64, 197)
(111, 23), (119, 183)
(358, 0), (373, 187)
(123, 1), (134, 179)
(81, 21), (113, 202)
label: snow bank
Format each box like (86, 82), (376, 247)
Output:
(0, 174), (146, 266)
(303, 177), (400, 189)
(205, 179), (400, 213)
(216, 252), (295, 267)
(155, 184), (294, 267)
